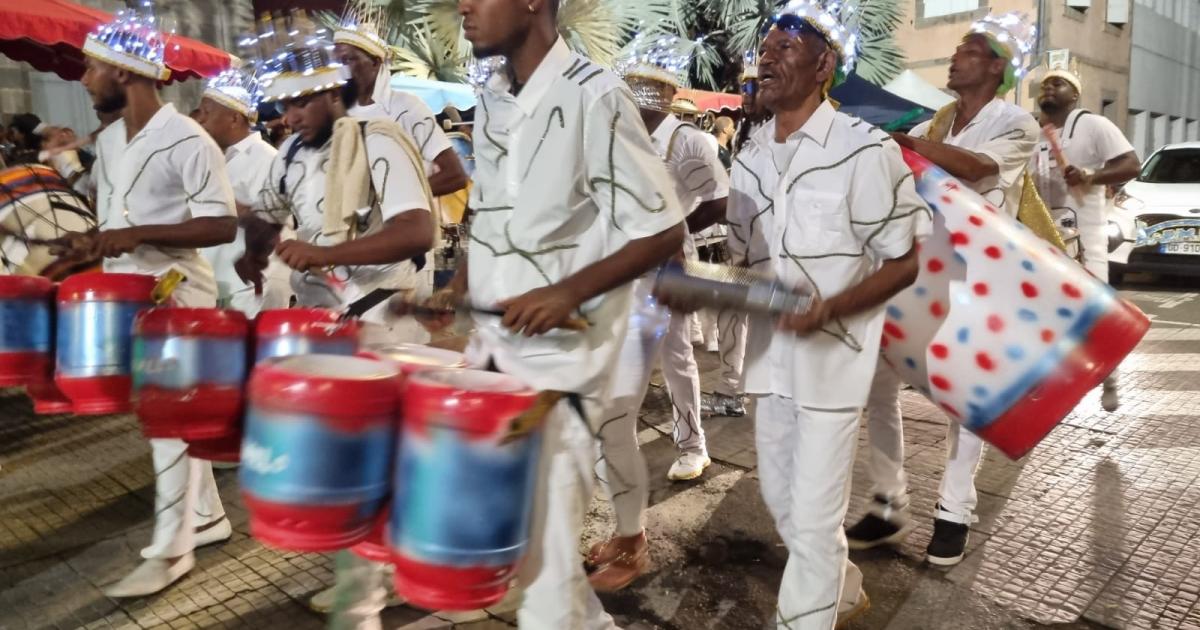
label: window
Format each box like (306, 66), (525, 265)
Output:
(922, 0), (981, 19)
(1107, 0), (1130, 24)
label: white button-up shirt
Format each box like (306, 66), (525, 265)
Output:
(728, 101), (932, 408)
(467, 38), (685, 395)
(349, 87), (454, 171)
(202, 132), (280, 310)
(649, 114), (730, 255)
(910, 98), (1039, 216)
(93, 104), (237, 306)
(255, 128), (431, 309)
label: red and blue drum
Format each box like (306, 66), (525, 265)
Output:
(240, 354), (399, 552)
(0, 276), (54, 387)
(186, 309), (361, 462)
(133, 308), (249, 439)
(351, 344), (468, 563)
(390, 368), (539, 611)
(55, 273), (156, 415)
(882, 150), (1150, 459)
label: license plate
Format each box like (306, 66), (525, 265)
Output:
(1162, 242), (1200, 255)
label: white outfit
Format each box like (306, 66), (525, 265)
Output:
(594, 114), (729, 534)
(201, 132), (290, 315)
(469, 39), (684, 629)
(92, 104), (235, 559)
(255, 129), (432, 340)
(875, 98), (1036, 524)
(728, 102), (930, 628)
(1032, 108), (1135, 280)
(910, 98), (1039, 216)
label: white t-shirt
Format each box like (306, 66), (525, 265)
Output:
(727, 102), (933, 408)
(649, 115), (730, 255)
(467, 38), (685, 395)
(910, 98), (1039, 216)
(254, 126), (431, 310)
(349, 87), (454, 171)
(1033, 109), (1134, 227)
(93, 104), (237, 306)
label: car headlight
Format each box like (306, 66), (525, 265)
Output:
(1113, 190), (1144, 213)
(1107, 221), (1124, 253)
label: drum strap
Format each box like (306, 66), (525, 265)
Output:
(342, 287), (398, 320)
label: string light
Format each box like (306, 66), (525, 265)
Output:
(969, 12), (1037, 78)
(83, 2), (171, 80)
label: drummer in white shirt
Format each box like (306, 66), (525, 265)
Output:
(64, 10), (237, 598)
(193, 66), (292, 315)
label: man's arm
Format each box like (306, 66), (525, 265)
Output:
(779, 244), (918, 334)
(686, 197), (728, 234)
(892, 132), (999, 182)
(275, 210), (433, 270)
(1066, 151), (1140, 188)
(428, 149), (469, 197)
(89, 216), (237, 258)
(499, 223), (686, 336)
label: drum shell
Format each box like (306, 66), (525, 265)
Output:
(390, 369), (539, 611)
(351, 345), (468, 562)
(0, 276), (54, 387)
(240, 355), (399, 552)
(133, 308), (249, 439)
(55, 273), (156, 415)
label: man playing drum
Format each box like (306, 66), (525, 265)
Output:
(423, 0), (686, 626)
(60, 7), (239, 598)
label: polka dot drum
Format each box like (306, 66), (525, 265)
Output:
(883, 149), (1150, 459)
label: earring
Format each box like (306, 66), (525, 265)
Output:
(528, 3), (535, 12)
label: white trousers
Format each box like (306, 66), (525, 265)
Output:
(755, 395), (861, 629)
(662, 310), (705, 455)
(865, 360), (984, 524)
(518, 398), (618, 630)
(714, 308), (747, 397)
(141, 439), (225, 559)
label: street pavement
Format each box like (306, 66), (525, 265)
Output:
(1, 277), (1198, 630)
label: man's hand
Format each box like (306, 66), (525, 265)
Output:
(92, 228), (142, 258)
(234, 252), (269, 293)
(777, 297), (832, 337)
(401, 287), (462, 333)
(49, 231), (95, 258)
(275, 239), (331, 271)
(1063, 165), (1093, 187)
(498, 284), (583, 337)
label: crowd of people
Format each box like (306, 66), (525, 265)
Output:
(0, 0), (1146, 629)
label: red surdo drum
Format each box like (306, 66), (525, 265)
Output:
(132, 308), (249, 439)
(186, 308), (361, 462)
(240, 354), (399, 552)
(351, 344), (468, 563)
(55, 273), (156, 415)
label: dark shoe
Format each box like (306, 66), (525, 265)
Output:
(926, 518), (970, 566)
(585, 531), (650, 592)
(845, 514), (913, 550)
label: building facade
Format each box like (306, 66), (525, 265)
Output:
(1126, 0), (1200, 158)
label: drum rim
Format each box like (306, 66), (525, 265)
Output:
(58, 272), (157, 303)
(135, 306), (250, 337)
(255, 308), (361, 338)
(0, 274), (53, 298)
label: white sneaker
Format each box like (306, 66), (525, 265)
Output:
(194, 516), (232, 548)
(103, 554), (194, 598)
(705, 339), (719, 353)
(667, 451), (711, 481)
(1101, 382), (1120, 412)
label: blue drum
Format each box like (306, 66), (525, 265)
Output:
(390, 368), (540, 611)
(241, 354), (399, 552)
(55, 273), (156, 415)
(0, 276), (54, 387)
(447, 132), (474, 178)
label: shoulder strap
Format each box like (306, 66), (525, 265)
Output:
(277, 137), (306, 195)
(665, 122), (699, 163)
(1066, 109), (1092, 140)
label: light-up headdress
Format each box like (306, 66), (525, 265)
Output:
(257, 11), (349, 104)
(615, 32), (696, 112)
(332, 0), (393, 106)
(82, 1), (172, 81)
(967, 11), (1037, 95)
(203, 35), (264, 121)
(757, 0), (862, 90)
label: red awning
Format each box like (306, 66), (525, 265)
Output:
(0, 0), (232, 82)
(677, 88), (743, 113)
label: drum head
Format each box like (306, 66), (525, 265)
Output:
(274, 354), (398, 380)
(409, 368), (531, 394)
(367, 343), (466, 371)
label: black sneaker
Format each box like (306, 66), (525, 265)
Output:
(845, 514), (913, 550)
(926, 518), (970, 566)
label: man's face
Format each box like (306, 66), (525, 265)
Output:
(81, 57), (127, 114)
(1038, 76), (1078, 114)
(281, 90), (338, 146)
(334, 43), (381, 96)
(195, 97), (235, 148)
(757, 29), (832, 112)
(460, 0), (531, 58)
(948, 34), (1006, 93)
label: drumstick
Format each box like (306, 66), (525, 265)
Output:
(389, 298), (590, 332)
(1042, 125), (1085, 204)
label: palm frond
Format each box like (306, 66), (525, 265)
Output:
(390, 22), (468, 82)
(854, 0), (907, 84)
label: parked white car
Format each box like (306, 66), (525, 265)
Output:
(1109, 141), (1200, 283)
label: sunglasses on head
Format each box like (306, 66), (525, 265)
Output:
(760, 13), (824, 40)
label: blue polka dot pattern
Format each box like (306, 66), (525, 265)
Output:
(1006, 345), (1025, 360)
(914, 286), (928, 297)
(1017, 308), (1038, 322)
(1022, 260), (1035, 272)
(887, 305), (903, 320)
(972, 385), (988, 398)
(904, 357), (917, 369)
(957, 327), (970, 343)
(1057, 307), (1073, 319)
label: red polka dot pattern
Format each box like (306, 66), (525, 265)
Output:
(987, 314), (1004, 332)
(973, 283), (989, 296)
(931, 375), (951, 391)
(930, 301), (945, 318)
(927, 258), (944, 273)
(1062, 283), (1081, 299)
(985, 246), (1002, 259)
(931, 344), (949, 359)
(1021, 282), (1038, 298)
(976, 352), (995, 371)
(951, 232), (970, 245)
(968, 215), (983, 226)
(1041, 329), (1054, 343)
(884, 322), (905, 340)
